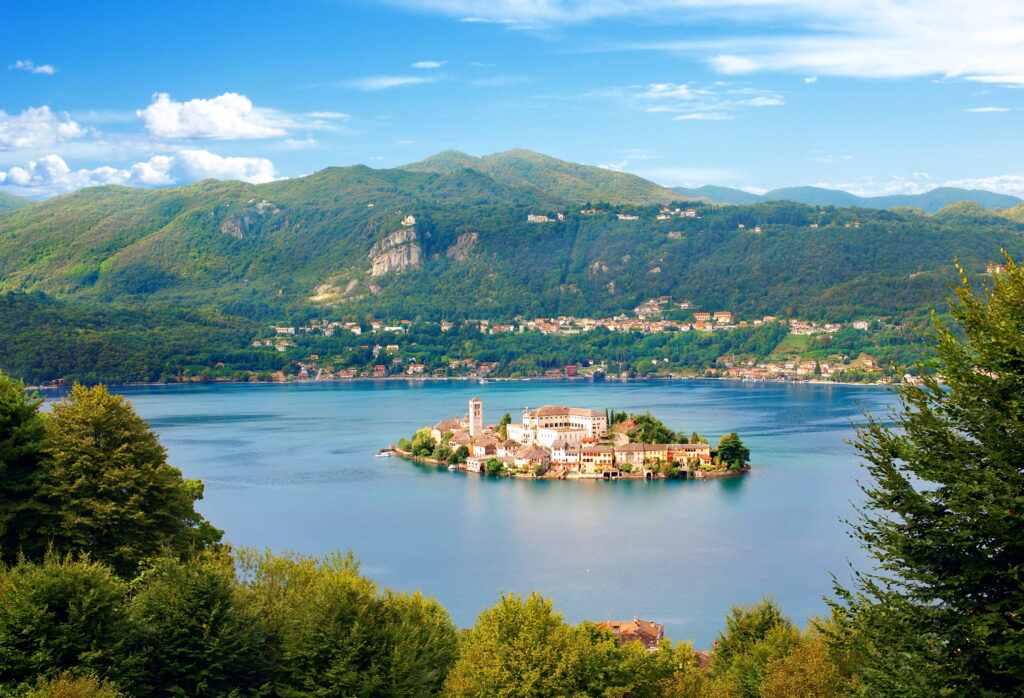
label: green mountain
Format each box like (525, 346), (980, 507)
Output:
(673, 184), (1023, 212)
(0, 191), (36, 213)
(401, 149), (686, 205)
(1, 153), (1023, 325)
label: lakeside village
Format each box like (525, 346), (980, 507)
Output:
(261, 297), (899, 384)
(388, 398), (751, 480)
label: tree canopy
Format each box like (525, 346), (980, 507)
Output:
(833, 254), (1024, 694)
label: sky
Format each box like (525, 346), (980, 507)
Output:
(3, 0), (1024, 199)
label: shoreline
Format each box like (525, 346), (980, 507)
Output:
(28, 374), (895, 392)
(389, 449), (750, 481)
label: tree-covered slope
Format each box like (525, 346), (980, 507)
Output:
(1, 153), (1023, 323)
(402, 148), (686, 205)
(0, 190), (36, 213)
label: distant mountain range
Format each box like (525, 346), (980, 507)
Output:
(673, 184), (1023, 213)
(1, 148), (1023, 323)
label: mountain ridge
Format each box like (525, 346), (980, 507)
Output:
(2, 149), (1023, 324)
(672, 184), (1023, 212)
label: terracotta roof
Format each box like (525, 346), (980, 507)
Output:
(525, 405), (603, 418)
(594, 617), (665, 650)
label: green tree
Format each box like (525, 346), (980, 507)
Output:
(485, 458), (505, 476)
(234, 549), (457, 697)
(37, 384), (222, 577)
(715, 432), (750, 470)
(0, 372), (47, 563)
(410, 427), (436, 457)
(123, 554), (267, 696)
(443, 592), (680, 697)
(23, 672), (125, 698)
(497, 412), (511, 440)
(0, 555), (129, 693)
(711, 598), (794, 687)
(832, 256), (1024, 695)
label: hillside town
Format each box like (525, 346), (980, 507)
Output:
(391, 398), (748, 480)
(256, 295), (899, 384)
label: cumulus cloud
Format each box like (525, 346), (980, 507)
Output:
(0, 106), (86, 151)
(412, 60), (445, 69)
(137, 93), (288, 139)
(346, 75), (436, 90)
(8, 59), (57, 75)
(0, 149), (276, 198)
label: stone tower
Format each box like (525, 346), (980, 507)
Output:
(469, 397), (483, 437)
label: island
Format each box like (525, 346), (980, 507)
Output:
(390, 398), (751, 479)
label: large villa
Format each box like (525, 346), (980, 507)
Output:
(422, 398), (714, 479)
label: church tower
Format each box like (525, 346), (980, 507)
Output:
(469, 397), (483, 437)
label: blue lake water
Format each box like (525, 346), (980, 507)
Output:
(74, 379), (897, 647)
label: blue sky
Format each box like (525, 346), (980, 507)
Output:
(3, 0), (1024, 198)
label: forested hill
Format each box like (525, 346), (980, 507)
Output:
(0, 190), (35, 213)
(0, 153), (1023, 322)
(673, 184), (1024, 212)
(400, 148), (686, 205)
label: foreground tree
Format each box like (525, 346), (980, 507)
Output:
(0, 372), (47, 563)
(235, 549), (457, 696)
(38, 384), (222, 577)
(444, 592), (684, 697)
(833, 255), (1024, 694)
(123, 554), (267, 696)
(0, 555), (129, 693)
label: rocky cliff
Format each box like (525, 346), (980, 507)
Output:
(368, 227), (422, 276)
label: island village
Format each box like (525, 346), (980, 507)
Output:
(391, 398), (750, 480)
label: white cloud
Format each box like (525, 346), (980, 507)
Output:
(803, 76), (818, 83)
(0, 149), (276, 198)
(137, 93), (288, 139)
(0, 106), (86, 151)
(346, 75), (436, 90)
(811, 153), (854, 164)
(305, 111), (350, 119)
(397, 1), (1024, 86)
(609, 81), (783, 120)
(8, 59), (56, 75)
(412, 60), (445, 69)
(674, 112), (733, 120)
(964, 106), (1010, 112)
(943, 174), (1024, 196)
(811, 172), (1024, 198)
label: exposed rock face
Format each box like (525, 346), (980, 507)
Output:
(446, 232), (478, 261)
(368, 227), (422, 276)
(220, 199), (279, 239)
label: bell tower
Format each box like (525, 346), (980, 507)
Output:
(469, 397), (483, 437)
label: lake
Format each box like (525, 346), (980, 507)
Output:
(77, 379), (896, 647)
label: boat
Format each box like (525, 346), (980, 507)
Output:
(376, 448), (395, 457)
(447, 464), (459, 471)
